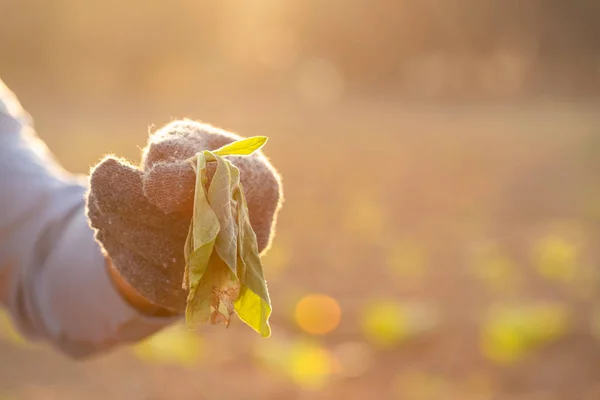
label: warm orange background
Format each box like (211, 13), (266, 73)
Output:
(1, 1), (599, 399)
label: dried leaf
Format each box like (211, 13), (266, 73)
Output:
(205, 152), (238, 274)
(184, 154), (220, 326)
(183, 137), (273, 337)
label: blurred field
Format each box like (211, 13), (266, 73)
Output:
(1, 1), (600, 399)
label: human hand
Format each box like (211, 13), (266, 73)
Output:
(86, 120), (282, 315)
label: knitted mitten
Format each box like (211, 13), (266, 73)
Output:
(86, 120), (282, 313)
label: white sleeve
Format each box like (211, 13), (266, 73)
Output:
(0, 78), (179, 359)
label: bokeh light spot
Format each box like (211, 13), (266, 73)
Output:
(295, 294), (342, 335)
(533, 235), (579, 283)
(253, 337), (336, 390)
(480, 302), (570, 365)
(287, 340), (336, 390)
(132, 323), (203, 366)
(360, 301), (438, 348)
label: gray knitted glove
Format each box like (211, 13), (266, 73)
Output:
(86, 120), (283, 314)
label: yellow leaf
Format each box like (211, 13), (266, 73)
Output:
(212, 136), (268, 156)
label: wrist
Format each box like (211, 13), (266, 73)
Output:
(105, 257), (179, 318)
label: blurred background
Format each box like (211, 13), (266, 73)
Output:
(1, 0), (600, 399)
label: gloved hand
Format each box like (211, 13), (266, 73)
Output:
(86, 120), (283, 315)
